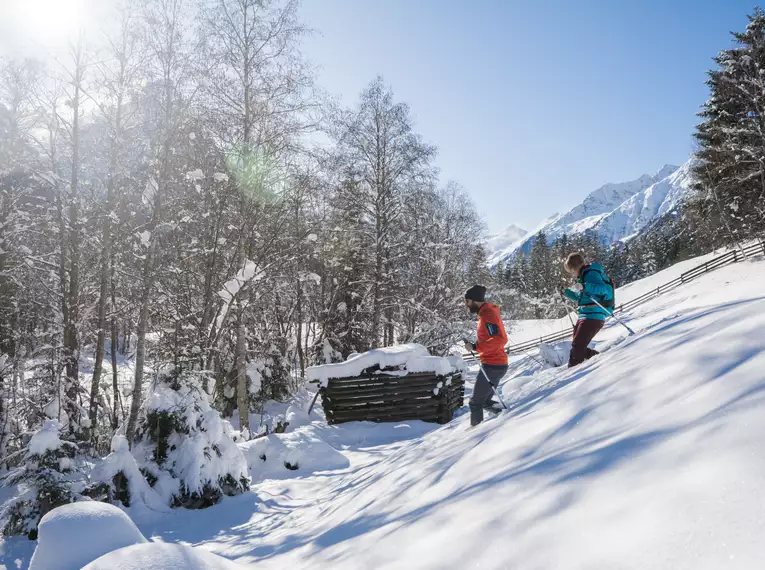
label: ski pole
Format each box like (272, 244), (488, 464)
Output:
(589, 297), (636, 336)
(562, 293), (635, 336)
(468, 349), (507, 410)
(503, 337), (545, 366)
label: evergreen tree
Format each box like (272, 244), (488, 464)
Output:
(528, 231), (554, 299)
(692, 8), (765, 243)
(0, 420), (82, 539)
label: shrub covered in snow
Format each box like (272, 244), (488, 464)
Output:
(89, 435), (169, 511)
(29, 502), (147, 570)
(131, 366), (250, 509)
(81, 542), (244, 569)
(0, 420), (83, 539)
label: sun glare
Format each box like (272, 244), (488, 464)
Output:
(10, 0), (90, 46)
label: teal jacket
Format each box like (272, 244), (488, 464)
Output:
(564, 262), (615, 321)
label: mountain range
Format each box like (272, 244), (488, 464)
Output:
(486, 159), (696, 266)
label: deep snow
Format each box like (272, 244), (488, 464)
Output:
(4, 251), (765, 569)
(29, 502), (147, 570)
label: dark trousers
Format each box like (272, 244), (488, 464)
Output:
(568, 319), (604, 368)
(469, 364), (508, 426)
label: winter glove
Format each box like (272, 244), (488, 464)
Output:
(563, 288), (580, 302)
(571, 282), (583, 292)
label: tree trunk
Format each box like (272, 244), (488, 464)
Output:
(89, 50), (125, 436)
(372, 213), (383, 348)
(126, 232), (157, 443)
(295, 279), (305, 378)
(111, 313), (120, 430)
(63, 43), (85, 438)
(234, 236), (250, 434)
(109, 236), (120, 430)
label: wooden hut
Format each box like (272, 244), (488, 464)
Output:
(306, 344), (465, 425)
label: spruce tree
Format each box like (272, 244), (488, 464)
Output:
(693, 8), (765, 243)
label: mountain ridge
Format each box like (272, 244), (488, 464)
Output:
(487, 161), (693, 265)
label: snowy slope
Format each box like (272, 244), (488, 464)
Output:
(5, 250), (765, 569)
(491, 163), (687, 264)
(228, 255), (764, 570)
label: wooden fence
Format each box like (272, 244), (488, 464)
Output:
(467, 239), (765, 359)
(321, 371), (465, 425)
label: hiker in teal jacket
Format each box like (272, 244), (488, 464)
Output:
(563, 253), (615, 367)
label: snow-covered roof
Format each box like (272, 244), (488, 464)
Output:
(306, 343), (463, 386)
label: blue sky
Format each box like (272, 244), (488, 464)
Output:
(299, 0), (757, 234)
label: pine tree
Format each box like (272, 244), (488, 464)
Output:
(1, 420), (81, 539)
(693, 8), (765, 243)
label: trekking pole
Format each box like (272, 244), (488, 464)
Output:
(562, 294), (635, 336)
(468, 349), (508, 410)
(504, 337), (545, 367)
(589, 297), (636, 336)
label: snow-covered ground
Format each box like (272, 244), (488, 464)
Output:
(4, 251), (765, 569)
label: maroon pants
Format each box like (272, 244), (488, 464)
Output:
(569, 319), (604, 368)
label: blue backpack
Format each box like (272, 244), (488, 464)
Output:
(581, 264), (616, 309)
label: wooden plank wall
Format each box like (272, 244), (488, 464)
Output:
(321, 372), (465, 425)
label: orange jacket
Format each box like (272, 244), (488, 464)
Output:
(476, 303), (508, 366)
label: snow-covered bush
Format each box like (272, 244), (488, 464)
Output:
(131, 366), (250, 509)
(81, 542), (244, 569)
(0, 420), (83, 539)
(29, 502), (147, 570)
(89, 435), (168, 510)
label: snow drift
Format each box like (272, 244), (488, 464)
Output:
(239, 427), (350, 482)
(81, 543), (244, 570)
(29, 502), (147, 570)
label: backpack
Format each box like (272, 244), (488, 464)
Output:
(580, 265), (616, 308)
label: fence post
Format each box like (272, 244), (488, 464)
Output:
(733, 250), (738, 262)
(761, 237), (765, 255)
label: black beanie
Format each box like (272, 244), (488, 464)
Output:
(465, 285), (486, 302)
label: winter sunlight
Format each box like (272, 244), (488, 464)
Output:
(8, 0), (90, 46)
(2, 1), (765, 569)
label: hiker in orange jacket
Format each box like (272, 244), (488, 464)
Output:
(463, 285), (509, 426)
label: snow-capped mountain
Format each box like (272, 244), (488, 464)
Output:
(489, 161), (695, 265)
(484, 224), (527, 258)
(589, 160), (695, 244)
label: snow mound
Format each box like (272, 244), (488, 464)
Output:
(81, 543), (243, 570)
(29, 502), (147, 570)
(306, 343), (458, 386)
(539, 341), (571, 367)
(239, 427), (350, 482)
(446, 355), (468, 371)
